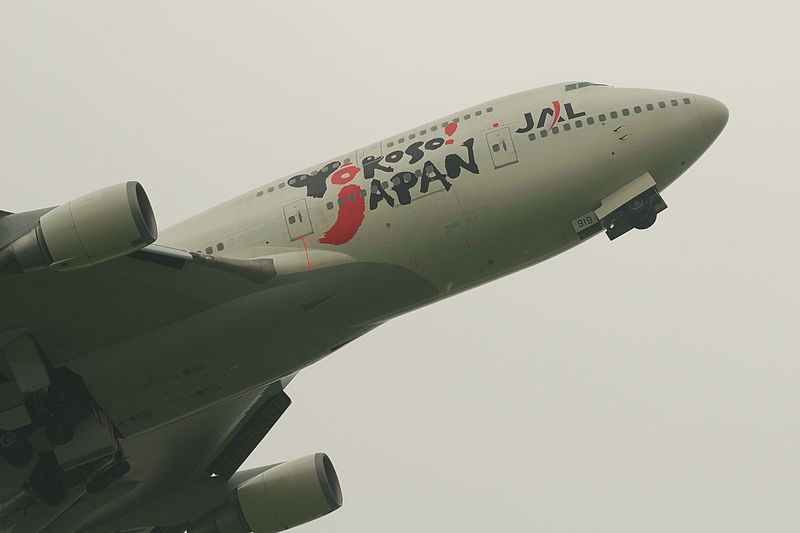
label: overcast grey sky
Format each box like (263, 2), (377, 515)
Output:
(2, 1), (798, 532)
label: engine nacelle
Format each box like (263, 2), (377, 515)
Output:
(188, 454), (343, 533)
(0, 181), (157, 273)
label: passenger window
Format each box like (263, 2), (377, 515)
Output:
(398, 137), (405, 144)
(257, 191), (264, 197)
(486, 106), (494, 112)
(646, 103), (654, 111)
(452, 117), (459, 123)
(575, 120), (583, 127)
(552, 126), (560, 134)
(326, 201), (334, 209)
(683, 97), (691, 104)
(349, 193), (357, 201)
(659, 101), (666, 108)
(216, 243), (224, 251)
(409, 133), (416, 140)
(360, 189), (367, 197)
(288, 216), (296, 224)
(634, 106), (642, 113)
(492, 144), (500, 152)
(343, 158), (351, 164)
(267, 187), (275, 192)
(278, 182), (285, 189)
(587, 117), (595, 125)
(475, 110), (482, 116)
(431, 125), (438, 131)
(441, 122), (449, 128)
(528, 133), (536, 141)
(415, 169), (422, 177)
(205, 247), (213, 254)
(382, 181), (389, 188)
(391, 176), (400, 184)
(540, 130), (548, 137)
(563, 123), (571, 131)
(337, 198), (345, 206)
(671, 99), (678, 106)
(610, 111), (618, 119)
(598, 114), (606, 122)
(464, 114), (470, 120)
(622, 109), (630, 116)
(420, 129), (427, 135)
(387, 141), (394, 147)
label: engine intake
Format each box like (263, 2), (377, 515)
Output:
(0, 181), (157, 273)
(188, 453), (343, 533)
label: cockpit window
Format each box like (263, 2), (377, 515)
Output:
(565, 82), (607, 91)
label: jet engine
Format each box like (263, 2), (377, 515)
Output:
(188, 453), (343, 533)
(0, 181), (157, 273)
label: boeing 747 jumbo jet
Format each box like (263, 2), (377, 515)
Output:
(0, 82), (727, 533)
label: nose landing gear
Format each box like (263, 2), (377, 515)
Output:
(571, 173), (668, 242)
(605, 188), (666, 239)
(622, 195), (658, 230)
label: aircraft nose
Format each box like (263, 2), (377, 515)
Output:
(694, 94), (729, 141)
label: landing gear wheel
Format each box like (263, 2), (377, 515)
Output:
(46, 383), (76, 413)
(0, 431), (17, 450)
(109, 461), (131, 478)
(86, 473), (112, 494)
(623, 195), (652, 218)
(5, 442), (34, 468)
(632, 210), (657, 229)
(45, 418), (74, 446)
(623, 195), (657, 230)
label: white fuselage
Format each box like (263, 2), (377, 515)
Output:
(77, 83), (726, 436)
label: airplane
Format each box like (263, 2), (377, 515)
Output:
(0, 81), (728, 533)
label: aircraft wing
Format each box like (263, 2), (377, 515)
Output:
(0, 211), (294, 532)
(1, 373), (294, 533)
(78, 377), (294, 532)
(0, 241), (278, 359)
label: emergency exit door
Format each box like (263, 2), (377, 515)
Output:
(486, 127), (518, 169)
(284, 199), (314, 241)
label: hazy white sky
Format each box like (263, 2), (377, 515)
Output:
(2, 1), (798, 531)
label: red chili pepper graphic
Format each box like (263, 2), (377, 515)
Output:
(548, 100), (561, 131)
(318, 184), (365, 245)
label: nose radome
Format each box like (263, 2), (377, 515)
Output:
(694, 94), (729, 141)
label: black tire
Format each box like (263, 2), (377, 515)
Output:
(0, 431), (17, 450)
(110, 461), (131, 478)
(623, 195), (653, 217)
(86, 474), (112, 494)
(45, 419), (74, 446)
(632, 210), (657, 230)
(6, 442), (34, 468)
(46, 383), (76, 413)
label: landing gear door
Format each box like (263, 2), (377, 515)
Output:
(485, 127), (518, 169)
(284, 199), (314, 241)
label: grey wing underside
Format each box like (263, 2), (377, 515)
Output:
(0, 244), (277, 359)
(0, 244), (289, 533)
(1, 377), (293, 533)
